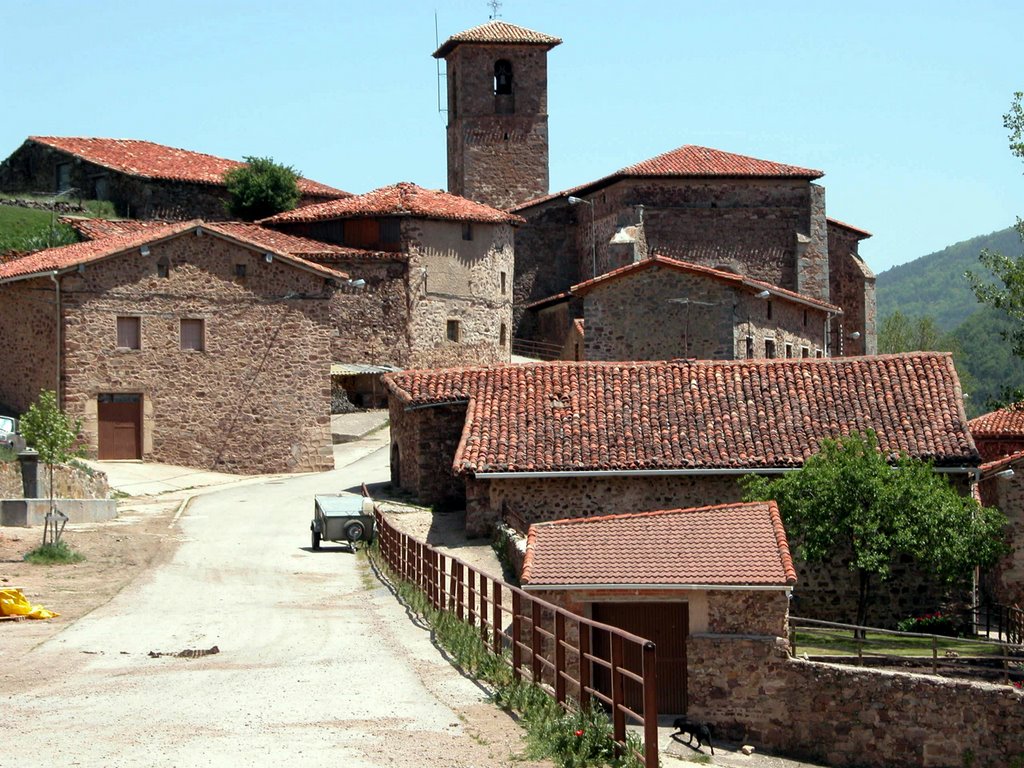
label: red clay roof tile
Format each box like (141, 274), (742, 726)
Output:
(827, 217), (873, 239)
(521, 501), (797, 588)
(260, 182), (524, 226)
(433, 20), (562, 58)
(970, 406), (1024, 439)
(27, 137), (348, 198)
(0, 220), (347, 282)
(383, 353), (977, 473)
(570, 254), (843, 314)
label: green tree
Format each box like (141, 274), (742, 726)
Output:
(223, 156), (301, 221)
(967, 91), (1024, 358)
(741, 431), (1007, 631)
(877, 310), (976, 400)
(19, 390), (84, 546)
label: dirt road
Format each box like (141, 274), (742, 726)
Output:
(0, 440), (549, 768)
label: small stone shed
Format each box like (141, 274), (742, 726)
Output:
(569, 254), (843, 361)
(0, 220), (346, 473)
(520, 501), (797, 715)
(0, 136), (347, 220)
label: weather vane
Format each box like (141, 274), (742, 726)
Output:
(488, 0), (502, 19)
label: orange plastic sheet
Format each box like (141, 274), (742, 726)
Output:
(0, 588), (59, 620)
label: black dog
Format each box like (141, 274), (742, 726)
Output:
(672, 717), (715, 755)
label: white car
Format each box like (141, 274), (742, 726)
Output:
(0, 415), (24, 452)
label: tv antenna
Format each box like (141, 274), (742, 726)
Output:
(435, 11), (447, 115)
(488, 0), (502, 19)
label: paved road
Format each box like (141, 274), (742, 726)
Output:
(0, 437), (531, 768)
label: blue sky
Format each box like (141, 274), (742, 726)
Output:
(2, 0), (1022, 273)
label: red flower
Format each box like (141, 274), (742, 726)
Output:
(575, 729), (585, 737)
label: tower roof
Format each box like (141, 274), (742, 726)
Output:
(433, 20), (562, 58)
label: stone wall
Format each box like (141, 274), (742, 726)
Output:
(979, 464), (1024, 606)
(326, 258), (410, 367)
(56, 233), (334, 473)
(796, 184), (830, 301)
(828, 222), (877, 356)
(0, 460), (109, 500)
(0, 462), (21, 497)
(513, 203), (579, 337)
(688, 635), (1024, 768)
(389, 400), (468, 508)
(444, 43), (551, 209)
(0, 279), (58, 413)
(405, 219), (513, 368)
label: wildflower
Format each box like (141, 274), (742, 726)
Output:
(575, 729), (585, 737)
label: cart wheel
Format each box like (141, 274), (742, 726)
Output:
(311, 530), (321, 550)
(344, 521), (366, 542)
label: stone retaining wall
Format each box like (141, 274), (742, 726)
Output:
(688, 635), (1024, 767)
(0, 460), (109, 501)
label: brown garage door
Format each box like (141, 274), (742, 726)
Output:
(592, 602), (688, 715)
(98, 394), (142, 460)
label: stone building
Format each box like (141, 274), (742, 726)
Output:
(384, 352), (979, 624)
(977, 451), (1024, 608)
(521, 501), (797, 714)
(260, 182), (522, 369)
(564, 254), (842, 361)
(433, 20), (562, 210)
(0, 136), (348, 220)
(968, 405), (1024, 461)
(434, 20), (876, 358)
(0, 220), (345, 473)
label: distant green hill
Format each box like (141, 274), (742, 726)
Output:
(875, 226), (1023, 332)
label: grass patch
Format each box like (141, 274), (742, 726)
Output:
(367, 542), (644, 767)
(23, 540), (85, 565)
(0, 446), (18, 463)
(793, 628), (1006, 658)
(0, 204), (77, 252)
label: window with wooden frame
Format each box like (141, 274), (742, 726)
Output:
(55, 162), (71, 193)
(500, 323), (507, 347)
(764, 339), (776, 359)
(801, 346), (810, 358)
(462, 222), (473, 241)
(157, 256), (170, 279)
(180, 319), (205, 352)
(235, 264), (247, 278)
(785, 343), (793, 358)
(446, 319), (460, 343)
(745, 336), (754, 359)
(116, 316), (141, 350)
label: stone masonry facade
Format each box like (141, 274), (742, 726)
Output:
(45, 234), (335, 473)
(443, 43), (552, 210)
(979, 463), (1024, 607)
(829, 221), (877, 355)
(0, 280), (59, 413)
(581, 266), (830, 361)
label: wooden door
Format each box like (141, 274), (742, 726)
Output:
(98, 394), (142, 460)
(592, 602), (688, 715)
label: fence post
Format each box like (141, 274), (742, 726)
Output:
(449, 561), (458, 612)
(492, 581), (502, 656)
(611, 633), (625, 749)
(931, 635), (937, 676)
(531, 600), (543, 684)
(468, 568), (477, 628)
(578, 618), (591, 706)
(642, 641), (658, 768)
(480, 573), (489, 644)
(511, 590), (523, 682)
(456, 561), (464, 621)
(555, 611), (566, 704)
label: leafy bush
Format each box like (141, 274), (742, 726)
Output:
(896, 612), (959, 637)
(223, 156), (301, 221)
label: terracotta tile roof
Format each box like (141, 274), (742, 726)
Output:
(0, 220), (347, 283)
(433, 20), (562, 58)
(27, 137), (348, 198)
(827, 217), (873, 239)
(524, 290), (572, 311)
(513, 146), (823, 212)
(571, 254), (843, 314)
(970, 406), (1024, 438)
(979, 448), (1024, 477)
(60, 217), (163, 240)
(521, 502), (797, 588)
(383, 353), (977, 474)
(260, 182), (524, 226)
(573, 318), (585, 337)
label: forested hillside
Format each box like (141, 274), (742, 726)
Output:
(876, 226), (1022, 331)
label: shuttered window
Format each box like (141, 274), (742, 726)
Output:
(180, 319), (205, 352)
(116, 316), (141, 350)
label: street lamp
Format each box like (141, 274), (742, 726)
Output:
(567, 196), (596, 279)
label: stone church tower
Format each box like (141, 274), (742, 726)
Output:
(433, 20), (561, 210)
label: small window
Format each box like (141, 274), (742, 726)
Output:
(815, 349), (823, 359)
(181, 319), (205, 352)
(380, 218), (401, 245)
(785, 343), (793, 358)
(764, 339), (776, 359)
(766, 300), (773, 320)
(235, 264), (247, 278)
(801, 346), (810, 358)
(446, 319), (460, 342)
(500, 323), (507, 347)
(462, 222), (473, 241)
(494, 59), (513, 95)
(500, 271), (507, 295)
(803, 309), (809, 327)
(156, 256), (170, 279)
(116, 316), (140, 350)
(55, 162), (71, 193)
(745, 336), (754, 360)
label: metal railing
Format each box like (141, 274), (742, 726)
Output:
(511, 338), (565, 361)
(374, 508), (660, 768)
(791, 616), (1024, 684)
(972, 601), (1024, 644)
